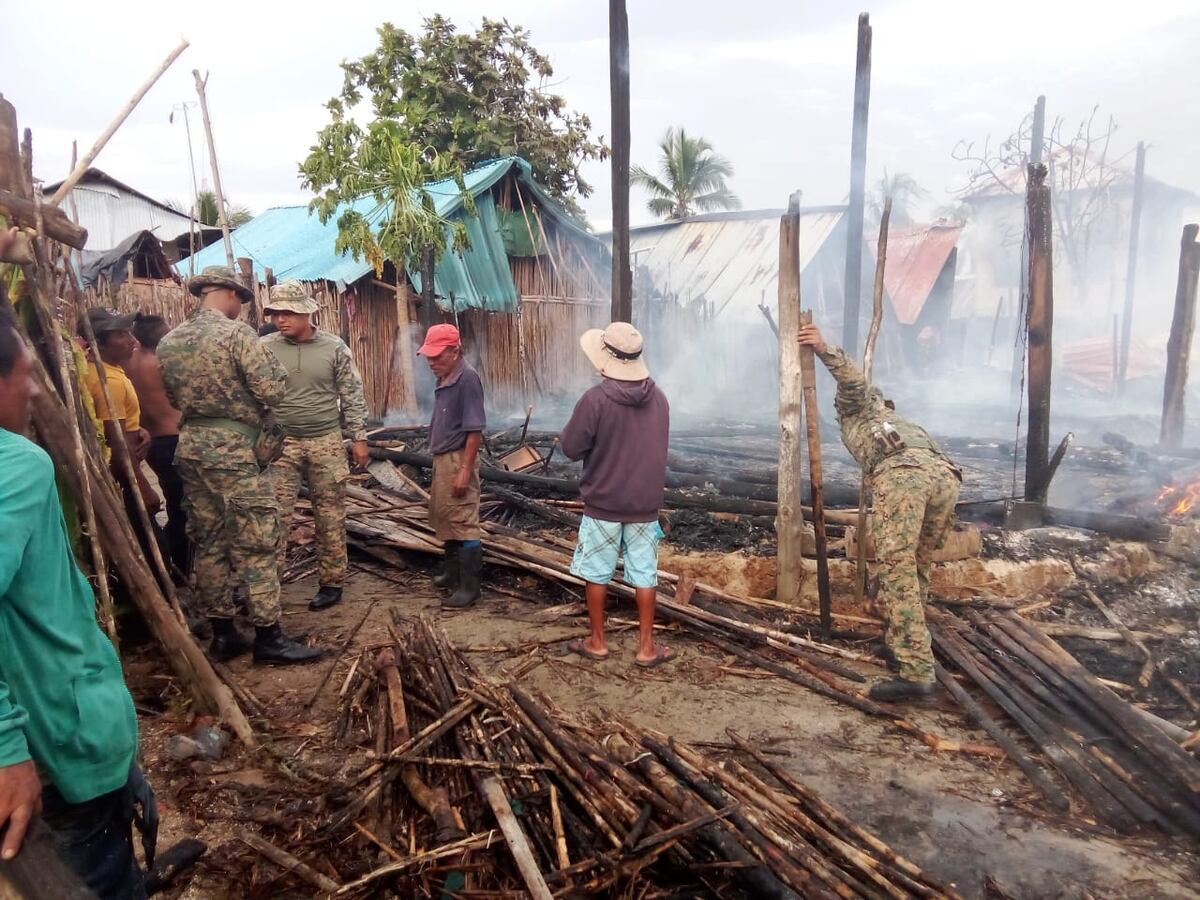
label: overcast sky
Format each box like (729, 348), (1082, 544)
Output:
(4, 0), (1198, 231)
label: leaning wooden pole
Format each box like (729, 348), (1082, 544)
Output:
(1118, 141), (1146, 387)
(1024, 164), (1054, 503)
(192, 69), (236, 269)
(1161, 224), (1200, 448)
(841, 12), (872, 357)
(855, 197), (891, 604)
(776, 193), (804, 605)
(799, 310), (833, 638)
(48, 39), (190, 207)
(609, 0), (633, 323)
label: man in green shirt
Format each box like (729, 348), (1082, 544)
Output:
(261, 281), (369, 612)
(0, 303), (152, 897)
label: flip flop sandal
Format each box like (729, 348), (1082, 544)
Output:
(566, 638), (609, 662)
(635, 646), (677, 669)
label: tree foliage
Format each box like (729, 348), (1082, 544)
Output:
(193, 190), (253, 228)
(315, 16), (606, 206)
(631, 128), (740, 220)
(866, 169), (929, 228)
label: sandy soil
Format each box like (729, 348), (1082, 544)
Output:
(129, 556), (1200, 900)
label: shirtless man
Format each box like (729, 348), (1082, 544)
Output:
(128, 314), (190, 580)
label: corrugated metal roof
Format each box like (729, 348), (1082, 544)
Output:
(177, 157), (593, 312)
(54, 172), (198, 252)
(870, 221), (963, 325)
(628, 207), (845, 321)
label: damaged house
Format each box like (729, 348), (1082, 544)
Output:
(159, 157), (614, 420)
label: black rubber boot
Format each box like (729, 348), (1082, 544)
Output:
(875, 642), (900, 673)
(443, 544), (482, 609)
(309, 585), (343, 611)
(253, 623), (323, 665)
(868, 677), (937, 703)
(432, 541), (461, 589)
(209, 617), (251, 662)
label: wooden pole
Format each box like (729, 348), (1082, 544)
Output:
(235, 257), (258, 328)
(1024, 164), (1054, 502)
(191, 70), (235, 270)
(1012, 95), (1046, 403)
(47, 40), (190, 207)
(481, 777), (555, 900)
(799, 310), (832, 638)
(1118, 141), (1146, 386)
(841, 13), (872, 357)
(1161, 224), (1200, 448)
(391, 275), (419, 418)
(855, 197), (891, 604)
(775, 193), (804, 605)
(609, 0), (632, 323)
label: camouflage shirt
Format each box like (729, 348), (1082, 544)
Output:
(816, 345), (955, 476)
(261, 329), (369, 441)
(158, 308), (287, 428)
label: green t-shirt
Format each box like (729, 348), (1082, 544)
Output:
(0, 430), (137, 803)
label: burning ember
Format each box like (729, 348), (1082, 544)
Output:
(1157, 478), (1200, 518)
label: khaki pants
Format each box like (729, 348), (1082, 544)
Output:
(429, 448), (481, 541)
(272, 431), (349, 587)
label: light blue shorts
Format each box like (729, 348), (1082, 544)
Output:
(569, 516), (664, 589)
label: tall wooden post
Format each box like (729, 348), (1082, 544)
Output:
(1119, 141), (1146, 386)
(609, 0), (632, 323)
(841, 13), (872, 356)
(799, 309), (832, 638)
(1161, 224), (1200, 448)
(1012, 95), (1046, 402)
(776, 193), (804, 605)
(1024, 164), (1054, 502)
(192, 69), (235, 270)
(236, 257), (258, 328)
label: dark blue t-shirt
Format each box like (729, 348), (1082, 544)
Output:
(429, 361), (486, 454)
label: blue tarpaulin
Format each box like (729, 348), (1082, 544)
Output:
(176, 157), (596, 312)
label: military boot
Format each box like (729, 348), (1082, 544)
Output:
(253, 623), (323, 665)
(868, 677), (937, 703)
(443, 544), (482, 609)
(432, 541), (461, 589)
(309, 585), (343, 611)
(209, 617), (252, 662)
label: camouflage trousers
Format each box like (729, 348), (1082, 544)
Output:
(272, 431), (349, 587)
(871, 458), (961, 683)
(175, 426), (281, 627)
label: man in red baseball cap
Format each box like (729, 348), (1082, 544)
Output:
(418, 324), (486, 608)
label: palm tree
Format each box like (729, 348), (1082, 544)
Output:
(631, 127), (740, 220)
(866, 169), (929, 227)
(194, 190), (254, 228)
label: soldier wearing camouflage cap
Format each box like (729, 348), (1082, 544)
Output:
(158, 267), (322, 665)
(799, 323), (962, 704)
(262, 281), (369, 612)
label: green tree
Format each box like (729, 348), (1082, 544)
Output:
(631, 128), (740, 220)
(193, 190), (253, 228)
(313, 16), (606, 208)
(866, 169), (929, 227)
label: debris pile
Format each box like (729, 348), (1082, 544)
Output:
(228, 616), (960, 898)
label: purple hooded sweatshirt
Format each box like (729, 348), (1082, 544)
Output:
(559, 377), (670, 523)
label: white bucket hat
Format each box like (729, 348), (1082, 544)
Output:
(580, 321), (650, 382)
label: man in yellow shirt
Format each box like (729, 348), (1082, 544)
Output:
(80, 307), (161, 549)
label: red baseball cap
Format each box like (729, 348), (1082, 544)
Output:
(417, 323), (461, 357)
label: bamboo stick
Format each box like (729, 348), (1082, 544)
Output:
(237, 829), (340, 894)
(48, 40), (190, 206)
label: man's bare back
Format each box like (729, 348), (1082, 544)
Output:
(127, 345), (180, 437)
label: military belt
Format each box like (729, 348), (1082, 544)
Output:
(186, 416), (260, 441)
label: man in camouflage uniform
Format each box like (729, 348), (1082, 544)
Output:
(261, 281), (369, 612)
(157, 266), (321, 665)
(799, 323), (961, 702)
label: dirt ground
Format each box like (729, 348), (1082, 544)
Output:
(128, 553), (1200, 900)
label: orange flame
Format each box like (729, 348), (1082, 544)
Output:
(1158, 479), (1200, 517)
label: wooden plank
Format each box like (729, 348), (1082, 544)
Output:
(1161, 224), (1200, 448)
(481, 777), (554, 900)
(775, 194), (804, 604)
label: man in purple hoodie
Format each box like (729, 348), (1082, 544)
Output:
(560, 322), (674, 667)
